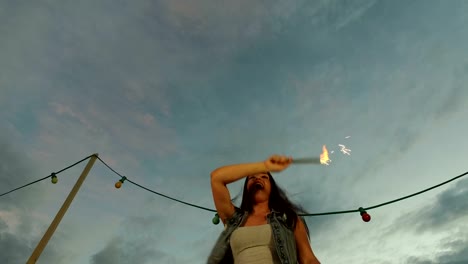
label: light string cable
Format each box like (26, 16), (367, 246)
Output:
(1, 154), (467, 218)
(302, 170), (468, 216)
(96, 156), (216, 212)
(0, 155), (94, 197)
(97, 156), (468, 217)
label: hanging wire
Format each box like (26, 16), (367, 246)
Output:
(364, 170), (468, 210)
(125, 178), (216, 212)
(96, 156), (468, 216)
(0, 155), (94, 197)
(96, 156), (216, 212)
(1, 154), (467, 218)
(298, 171), (468, 216)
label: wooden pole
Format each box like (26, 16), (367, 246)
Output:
(26, 154), (99, 264)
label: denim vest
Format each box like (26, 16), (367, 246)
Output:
(207, 207), (299, 264)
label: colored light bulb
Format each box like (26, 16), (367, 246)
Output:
(115, 176), (127, 189)
(115, 181), (122, 189)
(361, 213), (371, 222)
(212, 213), (220, 225)
(51, 174), (58, 184)
(358, 207), (371, 222)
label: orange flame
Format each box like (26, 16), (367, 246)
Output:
(320, 145), (331, 165)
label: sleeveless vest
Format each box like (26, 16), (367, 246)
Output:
(207, 207), (300, 264)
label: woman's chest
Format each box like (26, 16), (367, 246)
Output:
(241, 214), (269, 227)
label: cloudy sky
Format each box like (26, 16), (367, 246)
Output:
(1, 0), (468, 263)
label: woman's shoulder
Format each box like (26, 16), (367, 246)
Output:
(223, 206), (246, 226)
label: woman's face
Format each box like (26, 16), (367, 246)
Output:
(246, 172), (271, 200)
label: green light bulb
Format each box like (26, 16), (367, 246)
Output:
(212, 213), (220, 225)
(51, 174), (58, 184)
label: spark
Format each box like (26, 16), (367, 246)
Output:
(338, 144), (351, 155)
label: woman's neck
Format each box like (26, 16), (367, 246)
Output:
(251, 201), (270, 215)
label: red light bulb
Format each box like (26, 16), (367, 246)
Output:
(358, 207), (371, 222)
(361, 213), (371, 222)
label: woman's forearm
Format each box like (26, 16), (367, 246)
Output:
(210, 161), (268, 185)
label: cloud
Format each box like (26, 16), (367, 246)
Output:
(35, 100), (181, 165)
(0, 216), (69, 264)
(333, 0), (378, 30)
(91, 237), (173, 264)
(0, 138), (67, 264)
(405, 237), (468, 264)
(0, 0), (383, 157)
(0, 223), (33, 264)
(0, 138), (43, 210)
(156, 0), (304, 53)
(381, 176), (468, 263)
(294, 0), (378, 31)
(136, 113), (157, 128)
(284, 0), (468, 185)
(51, 102), (95, 130)
(433, 62), (468, 121)
(2, 1), (467, 263)
(385, 176), (468, 235)
(90, 201), (179, 264)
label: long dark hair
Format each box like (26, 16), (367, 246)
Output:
(233, 172), (310, 238)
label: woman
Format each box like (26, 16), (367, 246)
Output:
(207, 154), (321, 264)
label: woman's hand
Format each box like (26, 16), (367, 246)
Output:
(264, 154), (293, 172)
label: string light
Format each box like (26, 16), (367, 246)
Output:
(359, 207), (371, 222)
(0, 154), (467, 225)
(212, 213), (220, 225)
(115, 176), (127, 189)
(97, 157), (468, 224)
(51, 173), (58, 184)
(96, 157), (216, 212)
(0, 155), (94, 197)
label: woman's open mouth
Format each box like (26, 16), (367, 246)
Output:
(253, 181), (264, 189)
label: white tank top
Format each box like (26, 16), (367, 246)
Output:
(230, 224), (281, 264)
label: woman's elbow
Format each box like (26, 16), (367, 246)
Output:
(210, 169), (220, 180)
